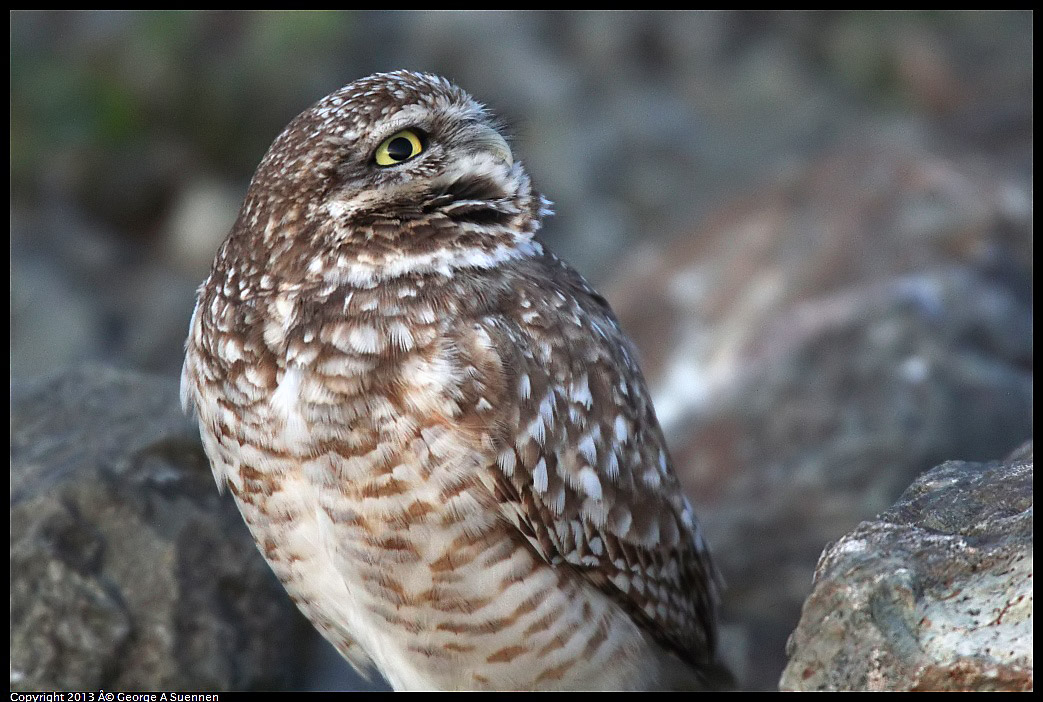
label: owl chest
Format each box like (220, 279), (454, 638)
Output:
(199, 294), (558, 679)
(223, 304), (482, 513)
(197, 288), (478, 493)
(220, 318), (501, 586)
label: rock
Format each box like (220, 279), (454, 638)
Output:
(780, 443), (1032, 691)
(603, 144), (1032, 689)
(10, 366), (313, 691)
(8, 14), (1032, 690)
(10, 202), (203, 379)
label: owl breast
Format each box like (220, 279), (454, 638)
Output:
(184, 265), (682, 691)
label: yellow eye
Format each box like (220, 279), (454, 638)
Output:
(374, 129), (425, 166)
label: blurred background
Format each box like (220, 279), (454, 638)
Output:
(10, 10), (1032, 691)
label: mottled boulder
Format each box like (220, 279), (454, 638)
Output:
(10, 366), (311, 691)
(603, 144), (1032, 688)
(780, 443), (1032, 691)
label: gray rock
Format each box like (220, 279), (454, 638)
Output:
(10, 366), (312, 691)
(10, 202), (203, 379)
(603, 144), (1032, 689)
(780, 443), (1032, 691)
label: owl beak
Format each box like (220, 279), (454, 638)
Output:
(472, 127), (514, 166)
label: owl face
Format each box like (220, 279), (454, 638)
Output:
(249, 71), (517, 226)
(232, 71), (548, 285)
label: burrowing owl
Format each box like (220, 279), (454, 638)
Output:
(181, 71), (728, 691)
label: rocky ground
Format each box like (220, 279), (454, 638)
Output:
(10, 11), (1032, 691)
(11, 368), (315, 691)
(605, 140), (1032, 688)
(11, 367), (1030, 691)
(781, 443), (1032, 691)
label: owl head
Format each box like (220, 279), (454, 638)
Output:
(230, 71), (550, 284)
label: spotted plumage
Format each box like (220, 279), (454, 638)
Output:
(181, 70), (728, 691)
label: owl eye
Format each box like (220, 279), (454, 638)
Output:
(374, 129), (425, 166)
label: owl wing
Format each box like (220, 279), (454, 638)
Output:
(453, 254), (721, 670)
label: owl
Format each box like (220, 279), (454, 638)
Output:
(181, 71), (729, 691)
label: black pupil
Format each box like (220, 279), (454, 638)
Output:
(386, 136), (415, 161)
